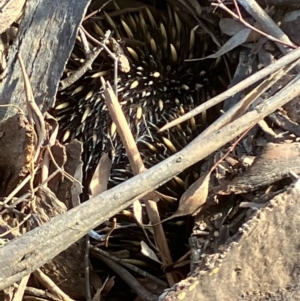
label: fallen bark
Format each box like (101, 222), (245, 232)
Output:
(160, 179), (300, 301)
(0, 0), (90, 121)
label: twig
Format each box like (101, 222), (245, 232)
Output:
(90, 246), (167, 287)
(0, 213), (31, 238)
(12, 274), (30, 301)
(101, 78), (177, 285)
(18, 54), (46, 161)
(0, 104), (24, 114)
(80, 26), (119, 96)
(91, 248), (158, 301)
(25, 287), (62, 301)
(33, 269), (75, 301)
(2, 165), (40, 206)
(199, 56), (300, 139)
(236, 0), (298, 55)
(1, 74), (300, 289)
(160, 46), (300, 132)
(84, 235), (91, 301)
(59, 30), (111, 91)
(41, 114), (59, 184)
(46, 145), (82, 186)
(212, 0), (296, 49)
(104, 218), (116, 247)
(83, 0), (112, 21)
(1, 169), (61, 212)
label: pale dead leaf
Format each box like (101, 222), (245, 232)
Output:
(92, 276), (115, 301)
(177, 170), (211, 217)
(140, 241), (162, 264)
(199, 28), (251, 60)
(101, 276), (115, 298)
(142, 190), (176, 202)
(149, 171), (212, 226)
(133, 200), (143, 226)
(89, 153), (111, 197)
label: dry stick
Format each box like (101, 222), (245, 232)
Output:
(234, 0), (300, 74)
(18, 54), (47, 211)
(104, 218), (116, 247)
(161, 45), (300, 132)
(0, 214), (31, 238)
(17, 54), (46, 161)
(0, 104), (24, 114)
(41, 116), (59, 184)
(25, 287), (62, 300)
(59, 44), (104, 91)
(3, 165), (40, 206)
(33, 269), (75, 301)
(213, 0), (296, 49)
(59, 28), (112, 91)
(200, 57), (300, 139)
(95, 253), (157, 301)
(1, 76), (300, 289)
(101, 78), (177, 286)
(236, 0), (298, 54)
(46, 145), (82, 185)
(84, 235), (91, 301)
(3, 170), (61, 211)
(13, 274), (30, 301)
(80, 26), (118, 97)
(90, 246), (167, 288)
(83, 0), (112, 21)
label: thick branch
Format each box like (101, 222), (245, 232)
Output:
(0, 75), (300, 289)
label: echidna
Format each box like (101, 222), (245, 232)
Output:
(55, 1), (226, 197)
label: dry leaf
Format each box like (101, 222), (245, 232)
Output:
(89, 152), (112, 197)
(140, 241), (162, 264)
(219, 18), (245, 36)
(92, 276), (115, 301)
(141, 190), (176, 202)
(149, 171), (211, 226)
(176, 171), (211, 217)
(199, 28), (251, 60)
(133, 200), (144, 226)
